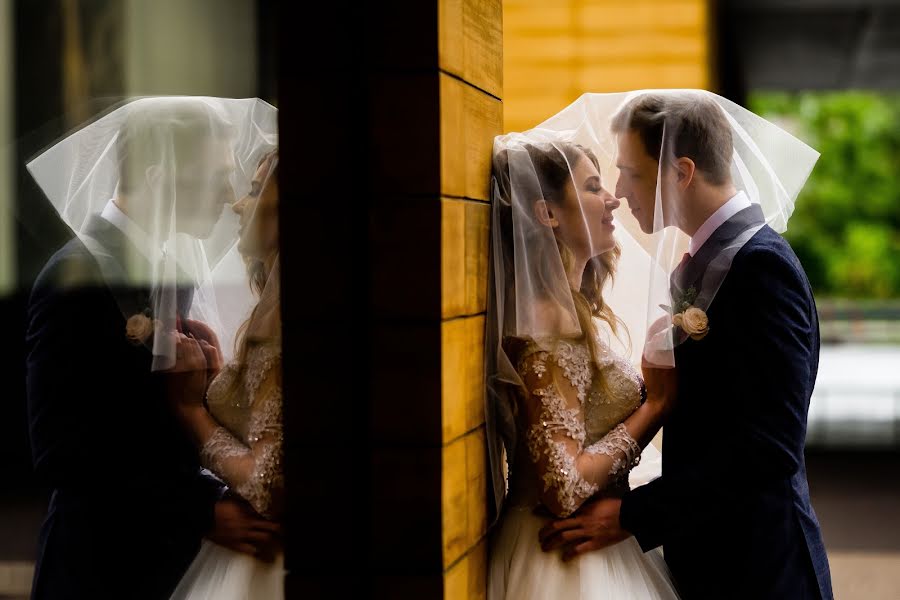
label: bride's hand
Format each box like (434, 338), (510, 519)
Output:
(184, 319), (223, 378)
(641, 359), (677, 416)
(165, 333), (209, 407)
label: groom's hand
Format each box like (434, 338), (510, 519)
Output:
(208, 497), (281, 561)
(538, 497), (630, 561)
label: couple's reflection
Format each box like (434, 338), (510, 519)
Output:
(25, 97), (285, 600)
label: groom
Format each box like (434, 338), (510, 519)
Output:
(25, 100), (278, 600)
(538, 94), (833, 599)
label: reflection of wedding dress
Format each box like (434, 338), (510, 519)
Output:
(488, 338), (678, 599)
(171, 343), (284, 600)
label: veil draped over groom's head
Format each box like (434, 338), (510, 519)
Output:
(27, 96), (278, 371)
(485, 90), (820, 520)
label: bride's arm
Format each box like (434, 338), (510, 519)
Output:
(519, 352), (671, 517)
(183, 379), (283, 519)
(170, 337), (284, 518)
(617, 359), (677, 447)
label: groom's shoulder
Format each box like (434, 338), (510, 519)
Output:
(733, 225), (808, 288)
(31, 237), (104, 301)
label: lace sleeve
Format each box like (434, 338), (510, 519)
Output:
(519, 347), (641, 517)
(200, 354), (283, 518)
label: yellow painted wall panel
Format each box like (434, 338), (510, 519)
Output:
(440, 0), (504, 96)
(442, 437), (468, 567)
(442, 199), (490, 318)
(502, 0), (711, 132)
(441, 315), (486, 442)
(440, 74), (504, 200)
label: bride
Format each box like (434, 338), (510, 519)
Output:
(485, 139), (679, 599)
(168, 150), (285, 600)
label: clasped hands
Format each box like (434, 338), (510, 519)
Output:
(537, 496), (631, 562)
(164, 319), (224, 407)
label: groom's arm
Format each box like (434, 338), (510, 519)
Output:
(619, 476), (667, 551)
(27, 254), (225, 530)
(26, 258), (110, 487)
(728, 247), (815, 478)
(634, 248), (812, 528)
(620, 244), (815, 551)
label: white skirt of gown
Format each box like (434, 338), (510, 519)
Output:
(488, 444), (679, 600)
(170, 540), (284, 600)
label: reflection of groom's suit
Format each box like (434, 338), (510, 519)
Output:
(620, 204), (833, 599)
(26, 214), (222, 600)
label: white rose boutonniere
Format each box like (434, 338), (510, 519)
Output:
(672, 306), (709, 341)
(662, 286), (709, 341)
(126, 311), (157, 346)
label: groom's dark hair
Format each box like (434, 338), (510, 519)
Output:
(610, 93), (733, 186)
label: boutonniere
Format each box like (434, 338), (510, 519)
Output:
(672, 307), (710, 341)
(661, 286), (710, 341)
(125, 309), (158, 346)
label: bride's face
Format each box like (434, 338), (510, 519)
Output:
(549, 155), (619, 260)
(232, 156), (279, 262)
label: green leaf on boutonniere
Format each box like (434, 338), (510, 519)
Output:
(672, 286), (699, 314)
(659, 304), (673, 313)
(683, 286), (698, 304)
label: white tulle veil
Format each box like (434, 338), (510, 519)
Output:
(26, 96), (278, 370)
(485, 89), (819, 518)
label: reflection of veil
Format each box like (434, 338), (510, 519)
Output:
(243, 256), (281, 345)
(485, 90), (819, 519)
(215, 150), (281, 396)
(26, 96), (278, 370)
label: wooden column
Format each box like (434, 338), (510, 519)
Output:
(438, 2), (502, 597)
(278, 2), (501, 598)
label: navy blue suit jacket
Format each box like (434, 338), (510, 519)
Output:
(26, 216), (222, 600)
(620, 205), (833, 599)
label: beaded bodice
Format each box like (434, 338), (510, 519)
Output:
(506, 335), (645, 516)
(201, 342), (283, 519)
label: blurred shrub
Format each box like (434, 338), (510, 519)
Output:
(749, 92), (900, 299)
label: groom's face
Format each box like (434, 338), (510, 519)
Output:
(174, 139), (236, 239)
(615, 130), (659, 234)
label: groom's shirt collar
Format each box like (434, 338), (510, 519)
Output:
(100, 199), (164, 264)
(688, 190), (751, 257)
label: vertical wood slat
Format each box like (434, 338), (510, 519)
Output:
(439, 1), (502, 598)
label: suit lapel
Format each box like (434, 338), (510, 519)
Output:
(673, 203), (765, 296)
(81, 215), (195, 319)
(82, 215), (154, 315)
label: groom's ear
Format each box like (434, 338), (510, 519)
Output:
(533, 199), (559, 228)
(673, 157), (696, 190)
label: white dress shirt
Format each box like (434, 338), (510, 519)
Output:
(688, 191), (751, 257)
(100, 200), (164, 264)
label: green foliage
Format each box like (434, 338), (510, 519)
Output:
(748, 92), (900, 298)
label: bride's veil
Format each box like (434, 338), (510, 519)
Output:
(26, 96), (278, 370)
(484, 132), (660, 521)
(485, 90), (820, 520)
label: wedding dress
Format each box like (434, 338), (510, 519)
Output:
(170, 342), (284, 600)
(488, 335), (678, 600)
